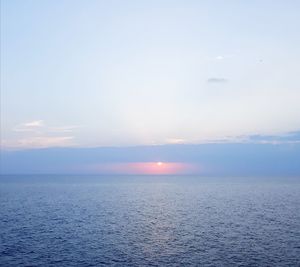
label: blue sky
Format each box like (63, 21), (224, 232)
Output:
(1, 0), (300, 149)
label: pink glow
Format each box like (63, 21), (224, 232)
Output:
(84, 162), (199, 175)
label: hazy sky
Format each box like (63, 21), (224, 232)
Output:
(1, 0), (300, 149)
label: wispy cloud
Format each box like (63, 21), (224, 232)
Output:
(214, 54), (234, 61)
(200, 132), (300, 145)
(14, 120), (80, 134)
(207, 78), (228, 83)
(1, 136), (74, 149)
(17, 136), (74, 148)
(166, 138), (186, 144)
(14, 120), (45, 132)
(48, 126), (81, 133)
(6, 120), (80, 149)
(23, 120), (44, 127)
(246, 131), (300, 144)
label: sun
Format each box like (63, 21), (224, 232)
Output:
(157, 162), (163, 166)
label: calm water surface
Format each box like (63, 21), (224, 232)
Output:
(0, 175), (300, 266)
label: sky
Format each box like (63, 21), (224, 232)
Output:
(1, 1), (300, 175)
(1, 0), (300, 148)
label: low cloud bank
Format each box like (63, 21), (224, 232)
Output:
(1, 141), (299, 176)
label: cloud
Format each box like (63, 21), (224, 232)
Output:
(48, 126), (81, 133)
(14, 120), (80, 134)
(246, 131), (300, 144)
(207, 78), (228, 83)
(1, 140), (299, 175)
(214, 54), (234, 61)
(166, 138), (186, 144)
(23, 120), (44, 127)
(17, 136), (74, 148)
(14, 120), (45, 132)
(2, 136), (74, 149)
(8, 120), (79, 149)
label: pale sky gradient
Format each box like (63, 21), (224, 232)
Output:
(1, 0), (300, 149)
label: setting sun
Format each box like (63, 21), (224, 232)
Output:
(84, 162), (198, 175)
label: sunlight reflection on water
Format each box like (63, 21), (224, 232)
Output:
(1, 175), (300, 266)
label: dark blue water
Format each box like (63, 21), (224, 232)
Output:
(1, 175), (300, 266)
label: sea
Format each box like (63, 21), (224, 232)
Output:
(0, 175), (299, 266)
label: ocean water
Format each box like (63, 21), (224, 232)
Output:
(0, 175), (299, 266)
